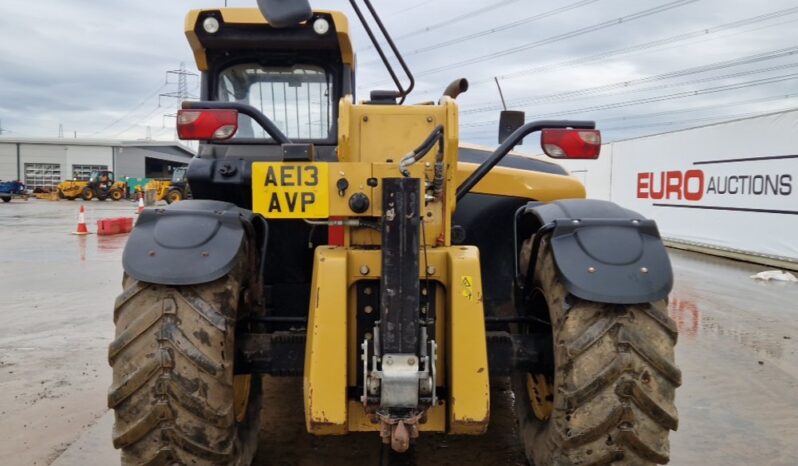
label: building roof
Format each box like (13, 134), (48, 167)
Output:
(0, 137), (195, 156)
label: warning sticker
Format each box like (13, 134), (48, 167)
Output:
(461, 275), (473, 301)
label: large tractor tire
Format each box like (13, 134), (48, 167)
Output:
(81, 187), (94, 201)
(108, 243), (262, 465)
(514, 237), (680, 465)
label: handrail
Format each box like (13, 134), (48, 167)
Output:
(348, 0), (415, 104)
(455, 120), (595, 201)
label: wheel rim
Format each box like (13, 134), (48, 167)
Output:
(233, 374), (252, 423)
(168, 192), (181, 203)
(526, 373), (553, 421)
(520, 287), (555, 423)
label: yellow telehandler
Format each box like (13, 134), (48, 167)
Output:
(110, 2), (679, 464)
(58, 170), (126, 201)
(144, 167), (191, 204)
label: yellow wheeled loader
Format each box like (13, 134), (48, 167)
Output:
(109, 1), (680, 465)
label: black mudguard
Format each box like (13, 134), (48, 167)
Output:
(520, 199), (672, 304)
(122, 200), (257, 286)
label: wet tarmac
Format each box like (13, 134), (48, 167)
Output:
(1, 199), (797, 465)
(666, 249), (798, 466)
(0, 200), (130, 465)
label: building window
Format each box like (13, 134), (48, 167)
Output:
(24, 163), (62, 191)
(72, 164), (109, 181)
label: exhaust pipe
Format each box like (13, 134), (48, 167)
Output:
(442, 78), (469, 100)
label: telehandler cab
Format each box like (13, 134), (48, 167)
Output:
(110, 1), (680, 464)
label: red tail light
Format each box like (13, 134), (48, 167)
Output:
(541, 129), (601, 159)
(176, 109), (238, 141)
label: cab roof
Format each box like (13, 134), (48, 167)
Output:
(185, 8), (355, 71)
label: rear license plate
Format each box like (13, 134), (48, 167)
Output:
(252, 162), (329, 219)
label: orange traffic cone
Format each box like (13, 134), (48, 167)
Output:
(137, 192), (145, 214)
(72, 205), (90, 235)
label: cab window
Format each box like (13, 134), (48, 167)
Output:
(218, 63), (334, 141)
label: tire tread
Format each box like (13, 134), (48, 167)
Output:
(515, 238), (680, 466)
(109, 244), (260, 465)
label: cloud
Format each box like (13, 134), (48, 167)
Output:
(0, 0), (796, 146)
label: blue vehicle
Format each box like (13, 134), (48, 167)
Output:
(0, 180), (28, 203)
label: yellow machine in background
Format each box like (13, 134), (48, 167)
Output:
(58, 170), (126, 201)
(143, 167), (189, 203)
(109, 2), (679, 465)
(142, 178), (171, 200)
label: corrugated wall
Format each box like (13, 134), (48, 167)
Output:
(0, 143), (17, 181)
(63, 145), (113, 179)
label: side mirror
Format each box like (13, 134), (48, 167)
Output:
(498, 110), (525, 144)
(256, 0), (312, 28)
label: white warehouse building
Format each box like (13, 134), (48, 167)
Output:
(0, 138), (195, 190)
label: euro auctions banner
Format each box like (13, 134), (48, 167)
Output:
(609, 110), (798, 262)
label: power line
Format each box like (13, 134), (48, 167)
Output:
(91, 63), (197, 139)
(160, 62), (198, 111)
(589, 61), (798, 102)
(538, 72), (798, 118)
(152, 124), (177, 140)
(90, 63), (198, 138)
(87, 82), (168, 136)
(110, 104), (165, 139)
(367, 0), (698, 85)
(460, 46), (798, 115)
(597, 92), (798, 123)
(360, 0), (523, 53)
(600, 105), (798, 133)
(482, 7), (798, 86)
(360, 0), (595, 65)
(461, 72), (798, 127)
(385, 1), (428, 17)
(461, 92), (798, 138)
(159, 62), (199, 139)
(468, 105), (798, 143)
(408, 7), (798, 99)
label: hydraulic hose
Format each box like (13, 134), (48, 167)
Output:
(399, 125), (444, 177)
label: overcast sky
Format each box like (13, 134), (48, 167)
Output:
(1, 0), (797, 150)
